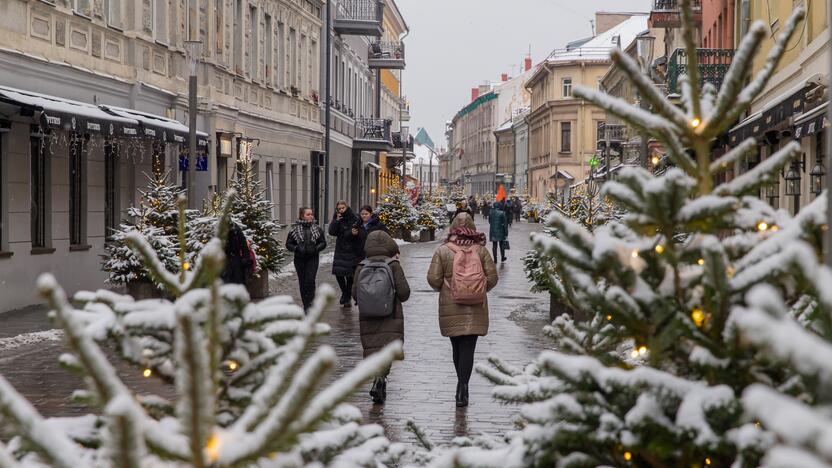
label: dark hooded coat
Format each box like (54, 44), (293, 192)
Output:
(328, 207), (361, 276)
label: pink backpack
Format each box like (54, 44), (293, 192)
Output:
(445, 243), (487, 305)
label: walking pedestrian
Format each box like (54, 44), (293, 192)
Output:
(470, 197), (479, 216)
(221, 223), (253, 285)
(481, 199), (491, 220)
(328, 200), (360, 309)
(513, 197), (522, 222)
(504, 199), (514, 229)
(286, 207), (327, 311)
(426, 213), (498, 407)
(453, 199), (474, 222)
(353, 230), (411, 404)
(355, 205), (387, 259)
(489, 202), (509, 263)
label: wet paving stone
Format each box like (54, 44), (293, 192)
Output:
(0, 219), (550, 446)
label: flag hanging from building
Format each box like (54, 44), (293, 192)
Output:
(414, 127), (435, 151)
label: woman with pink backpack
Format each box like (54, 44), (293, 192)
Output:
(426, 212), (498, 407)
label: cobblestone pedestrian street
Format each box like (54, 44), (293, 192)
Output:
(0, 219), (550, 446)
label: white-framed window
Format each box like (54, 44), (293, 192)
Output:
(277, 21), (285, 88)
(248, 5), (258, 78)
(233, 0), (244, 74)
(264, 13), (273, 84)
(73, 0), (92, 17)
(154, 0), (168, 43)
(106, 0), (122, 28)
(289, 28), (297, 88)
(562, 77), (572, 98)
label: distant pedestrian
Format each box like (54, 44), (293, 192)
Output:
(453, 199), (474, 222)
(221, 223), (253, 285)
(426, 213), (498, 407)
(513, 197), (522, 222)
(355, 205), (387, 259)
(470, 197), (479, 216)
(489, 202), (509, 263)
(504, 199), (514, 229)
(353, 230), (411, 404)
(329, 200), (360, 309)
(286, 207), (327, 311)
(481, 200), (491, 220)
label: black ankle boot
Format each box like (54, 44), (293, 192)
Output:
(456, 383), (469, 407)
(370, 377), (387, 404)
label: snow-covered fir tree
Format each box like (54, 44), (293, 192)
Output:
(228, 160), (286, 274)
(409, 3), (832, 467)
(0, 193), (406, 467)
(378, 186), (419, 233)
(103, 173), (192, 287)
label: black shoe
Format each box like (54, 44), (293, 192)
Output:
(501, 257), (507, 262)
(456, 383), (469, 407)
(370, 377), (387, 404)
(342, 302), (352, 310)
(339, 293), (348, 305)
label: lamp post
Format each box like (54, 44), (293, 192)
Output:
(636, 35), (655, 169)
(811, 149), (826, 198)
(185, 40), (202, 209)
(784, 160), (802, 215)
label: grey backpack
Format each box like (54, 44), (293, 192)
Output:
(356, 258), (396, 318)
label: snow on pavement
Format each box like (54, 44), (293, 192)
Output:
(0, 329), (63, 352)
(273, 252), (335, 279)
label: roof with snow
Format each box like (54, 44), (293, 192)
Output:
(495, 119), (513, 133)
(546, 15), (647, 63)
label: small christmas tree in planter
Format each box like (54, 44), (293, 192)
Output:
(228, 160), (286, 299)
(377, 186), (418, 240)
(0, 192), (407, 467)
(103, 173), (193, 299)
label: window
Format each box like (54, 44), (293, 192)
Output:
(278, 163), (286, 221)
(560, 122), (571, 153)
(215, 0), (223, 56)
(105, 142), (119, 241)
(154, 0), (168, 43)
(106, 0), (122, 28)
(187, 0), (198, 42)
(289, 28), (297, 88)
(69, 134), (87, 247)
(248, 5), (258, 79)
(234, 0), (243, 74)
(73, 0), (92, 16)
(264, 14), (273, 84)
(152, 142), (165, 178)
(277, 22), (285, 88)
(30, 134), (50, 250)
(299, 33), (307, 93)
(597, 121), (605, 143)
(562, 78), (572, 97)
(302, 165), (308, 207)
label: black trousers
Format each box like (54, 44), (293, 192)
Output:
(294, 255), (319, 310)
(451, 335), (479, 385)
(492, 241), (506, 261)
(335, 275), (354, 303)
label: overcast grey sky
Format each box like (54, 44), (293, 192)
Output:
(397, 0), (650, 148)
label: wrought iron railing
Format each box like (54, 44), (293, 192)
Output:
(338, 0), (382, 22)
(598, 123), (627, 144)
(369, 41), (405, 61)
(355, 118), (391, 142)
(392, 132), (414, 151)
(667, 48), (734, 94)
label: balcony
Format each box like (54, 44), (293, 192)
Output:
(353, 118), (393, 151)
(368, 41), (406, 69)
(334, 0), (383, 37)
(650, 0), (701, 28)
(597, 123), (627, 150)
(392, 131), (414, 152)
(399, 97), (410, 122)
(667, 48), (734, 94)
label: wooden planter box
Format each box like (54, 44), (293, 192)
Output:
(549, 292), (586, 322)
(428, 228), (436, 241)
(401, 230), (412, 242)
(247, 272), (269, 300)
(419, 230), (431, 242)
(127, 281), (164, 300)
(389, 228), (402, 239)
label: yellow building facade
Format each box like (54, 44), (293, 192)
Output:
(377, 0), (408, 196)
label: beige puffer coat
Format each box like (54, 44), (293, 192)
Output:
(426, 213), (498, 337)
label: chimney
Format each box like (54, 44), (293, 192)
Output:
(524, 56), (532, 72)
(501, 73), (509, 82)
(471, 87), (479, 101)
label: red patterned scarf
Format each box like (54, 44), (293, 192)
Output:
(445, 227), (486, 246)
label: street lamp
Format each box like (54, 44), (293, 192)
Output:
(811, 153), (826, 198)
(636, 35), (655, 169)
(784, 160), (802, 214)
(185, 40), (202, 209)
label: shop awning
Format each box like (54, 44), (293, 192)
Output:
(0, 85), (140, 137)
(100, 105), (209, 147)
(366, 162), (382, 169)
(794, 103), (830, 139)
(728, 81), (814, 144)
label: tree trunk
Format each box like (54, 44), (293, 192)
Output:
(247, 272), (269, 299)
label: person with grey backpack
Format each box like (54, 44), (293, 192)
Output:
(352, 229), (410, 404)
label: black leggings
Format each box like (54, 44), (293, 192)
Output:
(294, 255), (319, 310)
(492, 241), (505, 261)
(335, 275), (354, 302)
(450, 335), (479, 385)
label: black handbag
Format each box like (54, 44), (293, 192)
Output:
(501, 240), (510, 250)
